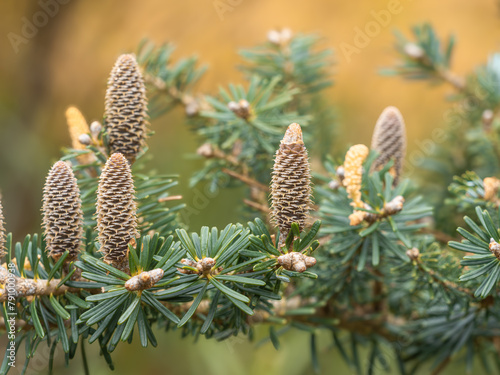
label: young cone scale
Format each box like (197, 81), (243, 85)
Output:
(0, 198), (5, 259)
(65, 106), (96, 165)
(343, 144), (369, 226)
(42, 161), (83, 261)
(343, 144), (369, 208)
(105, 54), (148, 164)
(370, 106), (407, 185)
(97, 153), (138, 271)
(271, 123), (312, 248)
(483, 177), (500, 203)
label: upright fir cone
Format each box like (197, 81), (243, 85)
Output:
(42, 161), (83, 261)
(0, 197), (5, 259)
(65, 106), (96, 165)
(271, 123), (312, 249)
(105, 54), (148, 164)
(97, 153), (138, 271)
(370, 106), (407, 185)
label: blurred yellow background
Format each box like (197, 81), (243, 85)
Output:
(0, 0), (498, 374)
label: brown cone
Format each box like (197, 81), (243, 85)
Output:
(370, 106), (407, 185)
(270, 123), (312, 248)
(97, 153), (138, 270)
(105, 54), (148, 164)
(42, 161), (83, 261)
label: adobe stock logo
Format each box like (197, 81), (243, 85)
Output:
(7, 0), (71, 54)
(339, 0), (408, 63)
(213, 0), (243, 21)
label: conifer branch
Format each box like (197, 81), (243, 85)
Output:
(222, 168), (269, 192)
(243, 198), (270, 213)
(0, 265), (76, 302)
(6, 26), (500, 375)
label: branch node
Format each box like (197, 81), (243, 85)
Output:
(277, 252), (316, 273)
(125, 268), (164, 291)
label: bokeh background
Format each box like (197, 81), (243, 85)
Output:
(0, 0), (499, 374)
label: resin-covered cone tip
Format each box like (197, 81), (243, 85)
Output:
(97, 152), (138, 271)
(42, 161), (83, 261)
(371, 106), (407, 185)
(109, 152), (128, 163)
(282, 123), (304, 144)
(271, 123), (311, 249)
(105, 54), (148, 164)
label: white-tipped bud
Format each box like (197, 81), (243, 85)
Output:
(267, 30), (282, 45)
(197, 143), (214, 158)
(239, 99), (250, 109)
(185, 101), (199, 117)
(336, 166), (345, 179)
(384, 195), (405, 215)
(277, 252), (316, 273)
(482, 109), (494, 127)
(90, 121), (102, 137)
(228, 101), (239, 112)
(406, 247), (420, 261)
(78, 134), (92, 146)
(177, 257), (215, 275)
(124, 268), (164, 291)
(328, 180), (340, 190)
(197, 257), (215, 273)
(404, 43), (425, 59)
(490, 238), (500, 260)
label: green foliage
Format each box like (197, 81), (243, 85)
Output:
(2, 219), (321, 373)
(136, 39), (207, 119)
(403, 304), (500, 374)
(381, 23), (456, 84)
(246, 219), (321, 282)
(448, 172), (488, 210)
(447, 171), (500, 222)
(62, 131), (184, 239)
(239, 31), (337, 159)
(239, 32), (334, 94)
(392, 242), (467, 309)
(384, 22), (500, 235)
(5, 24), (500, 375)
(191, 75), (310, 188)
(316, 155), (433, 302)
(449, 207), (500, 298)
